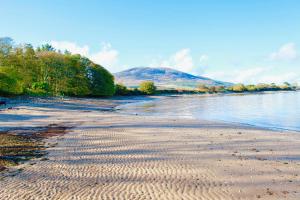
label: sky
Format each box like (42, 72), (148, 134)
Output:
(1, 0), (300, 84)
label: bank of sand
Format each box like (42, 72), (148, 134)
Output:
(0, 97), (300, 200)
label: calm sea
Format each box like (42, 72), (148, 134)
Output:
(117, 91), (300, 132)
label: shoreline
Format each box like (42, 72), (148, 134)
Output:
(4, 93), (298, 135)
(0, 97), (300, 199)
(116, 92), (300, 133)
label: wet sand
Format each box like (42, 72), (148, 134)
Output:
(0, 97), (300, 199)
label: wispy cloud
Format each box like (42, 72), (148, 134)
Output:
(89, 43), (118, 70)
(269, 43), (298, 61)
(205, 67), (300, 84)
(170, 48), (194, 72)
(50, 41), (89, 56)
(50, 41), (119, 72)
(199, 54), (209, 63)
(150, 48), (206, 75)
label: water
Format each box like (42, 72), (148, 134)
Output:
(118, 91), (300, 132)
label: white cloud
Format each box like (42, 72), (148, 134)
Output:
(204, 67), (267, 84)
(199, 54), (209, 63)
(269, 43), (298, 61)
(50, 41), (119, 72)
(257, 73), (299, 84)
(172, 48), (194, 72)
(204, 67), (300, 84)
(89, 43), (118, 70)
(150, 48), (205, 75)
(50, 41), (89, 56)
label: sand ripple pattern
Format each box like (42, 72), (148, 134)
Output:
(0, 117), (235, 200)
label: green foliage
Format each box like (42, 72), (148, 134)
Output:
(279, 82), (292, 90)
(245, 84), (257, 92)
(209, 86), (226, 93)
(0, 38), (115, 97)
(131, 88), (143, 95)
(26, 82), (50, 96)
(87, 64), (115, 96)
(0, 72), (23, 95)
(114, 84), (145, 96)
(255, 83), (271, 91)
(229, 84), (247, 92)
(115, 84), (129, 95)
(105, 81), (297, 96)
(197, 84), (226, 93)
(227, 82), (294, 93)
(36, 44), (55, 52)
(197, 84), (209, 93)
(139, 81), (156, 95)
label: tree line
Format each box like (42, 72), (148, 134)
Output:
(0, 38), (158, 97)
(115, 81), (297, 96)
(0, 37), (115, 97)
(197, 82), (297, 93)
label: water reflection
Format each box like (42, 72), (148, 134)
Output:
(119, 91), (300, 131)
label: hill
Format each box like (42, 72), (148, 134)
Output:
(114, 67), (232, 89)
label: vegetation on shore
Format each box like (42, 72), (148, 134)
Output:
(0, 37), (115, 97)
(115, 81), (157, 96)
(197, 82), (297, 93)
(139, 81), (157, 95)
(113, 81), (297, 96)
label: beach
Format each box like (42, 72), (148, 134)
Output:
(0, 97), (300, 200)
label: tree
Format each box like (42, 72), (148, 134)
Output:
(87, 64), (115, 96)
(197, 84), (209, 93)
(213, 85), (225, 93)
(0, 38), (116, 97)
(256, 83), (270, 91)
(0, 72), (23, 95)
(245, 85), (257, 92)
(139, 81), (156, 95)
(115, 84), (129, 95)
(230, 84), (247, 92)
(280, 82), (292, 90)
(37, 44), (55, 52)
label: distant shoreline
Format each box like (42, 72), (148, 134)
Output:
(1, 90), (299, 133)
(117, 90), (300, 133)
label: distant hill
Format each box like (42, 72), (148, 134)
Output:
(114, 67), (232, 89)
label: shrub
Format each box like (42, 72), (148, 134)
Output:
(245, 85), (257, 92)
(0, 72), (23, 96)
(279, 82), (292, 90)
(115, 84), (129, 95)
(255, 83), (270, 91)
(139, 81), (156, 95)
(31, 82), (49, 91)
(26, 82), (50, 96)
(208, 86), (226, 93)
(197, 84), (209, 93)
(230, 84), (247, 92)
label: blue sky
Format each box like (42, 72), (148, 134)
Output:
(1, 0), (300, 84)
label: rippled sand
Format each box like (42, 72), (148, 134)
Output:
(0, 98), (300, 199)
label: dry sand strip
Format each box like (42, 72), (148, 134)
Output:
(0, 99), (300, 200)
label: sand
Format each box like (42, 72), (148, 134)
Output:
(0, 97), (300, 200)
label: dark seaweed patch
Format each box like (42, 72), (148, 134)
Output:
(0, 124), (70, 172)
